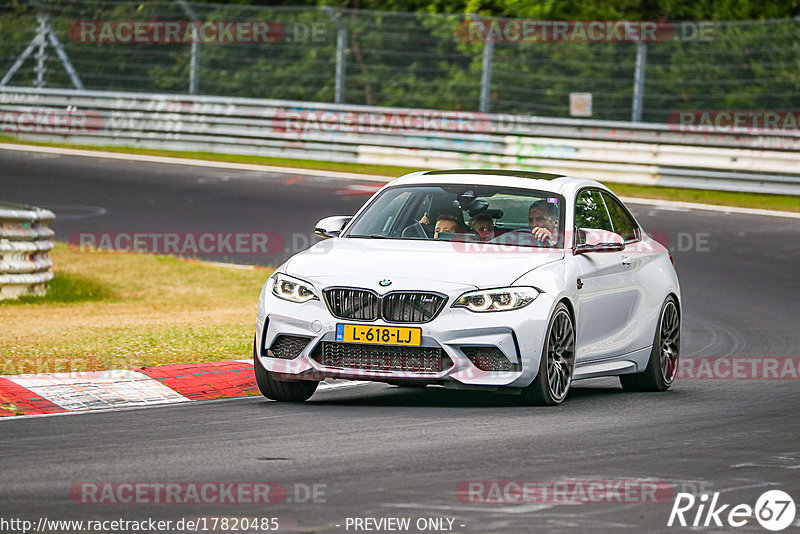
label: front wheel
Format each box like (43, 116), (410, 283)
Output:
(253, 340), (318, 402)
(519, 302), (575, 406)
(620, 296), (680, 392)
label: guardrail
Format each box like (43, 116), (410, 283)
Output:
(0, 202), (55, 300)
(1, 86), (799, 195)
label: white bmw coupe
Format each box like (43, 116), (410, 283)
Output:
(254, 170), (680, 405)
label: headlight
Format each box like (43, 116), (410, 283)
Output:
(271, 273), (318, 303)
(453, 287), (539, 312)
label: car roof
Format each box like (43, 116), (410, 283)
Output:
(388, 169), (612, 197)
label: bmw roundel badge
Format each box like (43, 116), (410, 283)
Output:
(379, 279), (392, 287)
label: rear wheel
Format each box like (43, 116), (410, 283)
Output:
(253, 339), (318, 402)
(620, 297), (680, 392)
(519, 302), (575, 406)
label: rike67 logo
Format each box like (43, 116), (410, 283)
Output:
(668, 490), (796, 531)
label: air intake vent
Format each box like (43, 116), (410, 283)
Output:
(312, 342), (452, 373)
(461, 346), (519, 372)
(268, 335), (311, 359)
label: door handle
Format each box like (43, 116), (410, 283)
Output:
(621, 254), (632, 265)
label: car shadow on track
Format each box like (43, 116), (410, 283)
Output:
(308, 380), (631, 409)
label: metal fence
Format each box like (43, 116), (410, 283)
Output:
(0, 201), (55, 300)
(2, 86), (799, 195)
(1, 1), (799, 122)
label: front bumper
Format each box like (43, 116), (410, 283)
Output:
(255, 286), (554, 388)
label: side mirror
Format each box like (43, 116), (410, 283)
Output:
(574, 228), (625, 255)
(315, 216), (351, 238)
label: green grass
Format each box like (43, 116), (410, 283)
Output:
(1, 272), (114, 305)
(0, 243), (271, 374)
(2, 135), (798, 212)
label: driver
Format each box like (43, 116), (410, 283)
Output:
(528, 200), (559, 246)
(433, 214), (460, 239)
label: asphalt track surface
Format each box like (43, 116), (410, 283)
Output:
(1, 148), (799, 533)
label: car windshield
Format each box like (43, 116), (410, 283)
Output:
(344, 184), (565, 248)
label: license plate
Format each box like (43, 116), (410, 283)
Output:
(335, 324), (421, 346)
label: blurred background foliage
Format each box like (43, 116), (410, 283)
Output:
(1, 0), (798, 121)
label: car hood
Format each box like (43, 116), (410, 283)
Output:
(284, 238), (563, 292)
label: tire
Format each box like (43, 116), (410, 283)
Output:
(620, 296), (680, 392)
(253, 339), (318, 402)
(519, 302), (575, 406)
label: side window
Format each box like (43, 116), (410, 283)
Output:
(601, 192), (640, 242)
(574, 189), (612, 238)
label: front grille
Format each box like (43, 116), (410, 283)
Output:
(312, 342), (452, 373)
(268, 335), (311, 359)
(324, 288), (379, 321)
(461, 346), (520, 372)
(382, 292), (447, 323)
(324, 288), (447, 323)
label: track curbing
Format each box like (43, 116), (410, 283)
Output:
(0, 360), (257, 417)
(0, 360), (370, 418)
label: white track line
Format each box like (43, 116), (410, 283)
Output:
(0, 143), (388, 182)
(620, 196), (800, 219)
